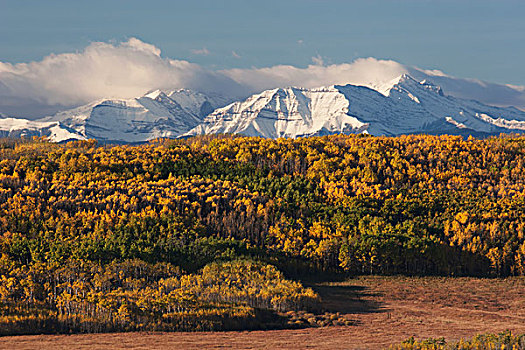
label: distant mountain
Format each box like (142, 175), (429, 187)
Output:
(35, 89), (228, 143)
(185, 74), (525, 138)
(3, 75), (525, 142)
(0, 115), (85, 142)
(166, 89), (230, 119)
(185, 86), (368, 138)
(403, 68), (525, 111)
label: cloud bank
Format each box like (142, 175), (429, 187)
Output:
(0, 38), (244, 117)
(222, 57), (409, 93)
(1, 38), (524, 118)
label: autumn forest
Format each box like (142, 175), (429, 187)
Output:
(1, 134), (525, 335)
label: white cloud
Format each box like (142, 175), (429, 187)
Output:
(222, 58), (525, 110)
(126, 37), (162, 56)
(190, 47), (210, 56)
(421, 68), (450, 77)
(0, 39), (243, 117)
(1, 38), (524, 117)
(222, 57), (409, 92)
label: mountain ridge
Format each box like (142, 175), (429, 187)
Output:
(185, 74), (525, 139)
(2, 74), (525, 142)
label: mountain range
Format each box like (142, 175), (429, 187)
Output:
(0, 89), (228, 143)
(2, 74), (525, 142)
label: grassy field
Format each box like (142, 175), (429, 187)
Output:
(1, 276), (524, 350)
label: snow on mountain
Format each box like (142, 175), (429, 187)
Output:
(405, 68), (525, 111)
(185, 74), (525, 139)
(359, 67), (525, 112)
(167, 89), (231, 119)
(38, 89), (227, 143)
(185, 86), (367, 138)
(3, 75), (525, 142)
(347, 74), (525, 136)
(0, 117), (85, 142)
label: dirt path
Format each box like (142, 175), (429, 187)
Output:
(1, 276), (524, 349)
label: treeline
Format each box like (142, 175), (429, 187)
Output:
(0, 258), (318, 334)
(2, 134), (525, 333)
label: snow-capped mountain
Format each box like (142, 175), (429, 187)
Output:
(3, 75), (525, 142)
(185, 86), (368, 138)
(36, 89), (228, 143)
(0, 116), (86, 142)
(184, 74), (525, 138)
(167, 89), (230, 119)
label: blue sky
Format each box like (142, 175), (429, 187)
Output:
(1, 0), (524, 85)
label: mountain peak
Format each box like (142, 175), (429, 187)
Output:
(143, 89), (166, 99)
(187, 77), (525, 139)
(398, 73), (415, 81)
(185, 85), (368, 138)
(34, 89), (228, 143)
(4, 70), (525, 142)
(388, 74), (445, 97)
(365, 74), (416, 96)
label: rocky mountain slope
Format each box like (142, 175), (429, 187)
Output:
(185, 74), (525, 138)
(2, 75), (525, 142)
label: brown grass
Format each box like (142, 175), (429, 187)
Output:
(1, 276), (524, 350)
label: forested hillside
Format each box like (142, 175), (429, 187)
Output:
(1, 134), (525, 334)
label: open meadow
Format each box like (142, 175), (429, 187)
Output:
(1, 276), (524, 350)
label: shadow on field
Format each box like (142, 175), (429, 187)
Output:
(311, 284), (388, 315)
